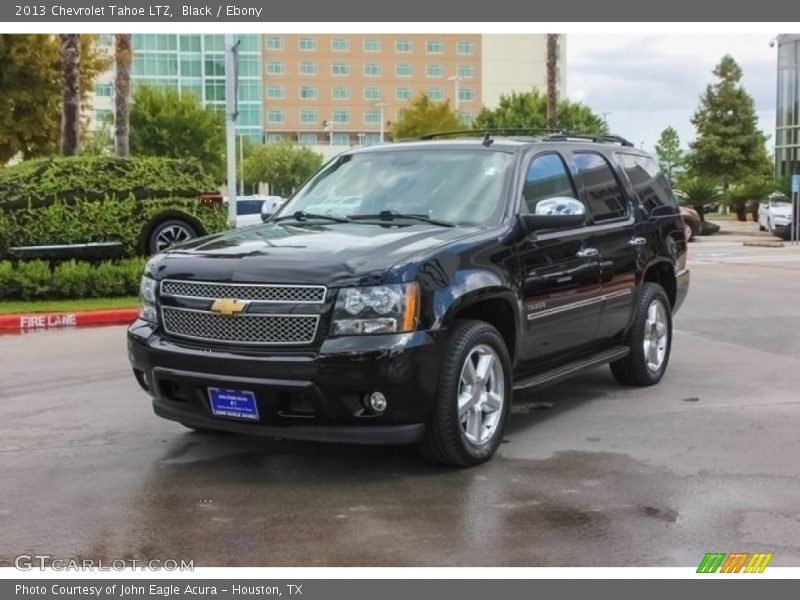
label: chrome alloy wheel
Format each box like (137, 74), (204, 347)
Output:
(643, 299), (669, 372)
(458, 344), (505, 445)
(155, 224), (193, 252)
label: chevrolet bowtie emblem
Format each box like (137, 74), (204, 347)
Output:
(210, 298), (250, 317)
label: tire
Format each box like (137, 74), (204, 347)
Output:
(147, 219), (198, 255)
(610, 283), (672, 387)
(418, 319), (512, 467)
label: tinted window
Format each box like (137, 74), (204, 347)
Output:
(236, 200), (265, 216)
(617, 153), (678, 216)
(522, 154), (578, 213)
(573, 152), (628, 222)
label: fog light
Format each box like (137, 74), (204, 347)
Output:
(368, 391), (387, 413)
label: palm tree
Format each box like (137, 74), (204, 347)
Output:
(60, 34), (81, 155)
(114, 34), (132, 156)
(676, 174), (720, 223)
(546, 34), (559, 130)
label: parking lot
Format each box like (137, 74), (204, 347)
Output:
(2, 238), (800, 567)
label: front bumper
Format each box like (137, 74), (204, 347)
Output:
(127, 320), (445, 444)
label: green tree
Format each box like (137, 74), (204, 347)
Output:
(60, 34), (81, 155)
(473, 90), (609, 136)
(654, 126), (684, 184)
(391, 93), (461, 139)
(114, 34), (132, 157)
(688, 55), (770, 219)
(675, 173), (720, 222)
(130, 85), (225, 179)
(0, 34), (107, 163)
(242, 142), (324, 197)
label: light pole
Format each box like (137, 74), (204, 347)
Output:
(447, 75), (462, 116)
(375, 101), (389, 143)
(224, 33), (239, 227)
(324, 120), (333, 146)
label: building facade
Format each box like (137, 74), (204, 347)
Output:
(90, 33), (566, 147)
(776, 34), (800, 178)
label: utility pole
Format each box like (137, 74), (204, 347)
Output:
(375, 102), (389, 143)
(224, 33), (239, 227)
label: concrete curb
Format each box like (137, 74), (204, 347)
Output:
(0, 308), (138, 334)
(743, 241), (786, 248)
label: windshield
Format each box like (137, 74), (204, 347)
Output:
(280, 149), (514, 226)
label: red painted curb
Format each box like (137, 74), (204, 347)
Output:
(0, 308), (139, 334)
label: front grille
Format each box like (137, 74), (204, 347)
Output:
(161, 279), (326, 303)
(161, 307), (319, 346)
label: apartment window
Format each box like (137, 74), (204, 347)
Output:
(299, 61), (318, 76)
(299, 85), (318, 100)
(267, 110), (285, 124)
(298, 37), (317, 51)
(395, 40), (412, 54)
(266, 61), (285, 75)
(180, 57), (202, 77)
(457, 41), (475, 55)
(426, 87), (444, 101)
(179, 35), (201, 52)
(364, 110), (381, 125)
(238, 81), (261, 102)
(331, 38), (350, 52)
(238, 55), (260, 77)
(95, 109), (113, 124)
(299, 110), (318, 124)
(299, 133), (318, 145)
(458, 88), (475, 102)
(395, 87), (412, 101)
(266, 133), (284, 143)
(426, 64), (443, 78)
(364, 133), (381, 145)
(332, 86), (351, 100)
(395, 64), (412, 77)
(266, 85), (285, 99)
(457, 64), (475, 79)
(95, 83), (113, 97)
(237, 35), (261, 52)
(332, 110), (350, 124)
(363, 86), (382, 101)
(426, 40), (444, 54)
(238, 106), (261, 127)
(133, 34), (177, 51)
(363, 39), (381, 53)
(459, 112), (473, 126)
(363, 63), (381, 77)
(202, 35), (224, 52)
(332, 133), (350, 145)
(331, 63), (350, 76)
(204, 57), (225, 77)
(265, 36), (284, 51)
(204, 81), (225, 102)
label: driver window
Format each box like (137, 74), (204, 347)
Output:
(523, 153), (578, 214)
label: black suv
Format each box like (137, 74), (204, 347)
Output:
(128, 131), (689, 466)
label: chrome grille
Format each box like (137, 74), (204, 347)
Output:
(160, 279), (326, 303)
(161, 307), (319, 346)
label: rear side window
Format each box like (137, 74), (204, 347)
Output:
(573, 152), (629, 222)
(616, 153), (678, 216)
(522, 153), (578, 214)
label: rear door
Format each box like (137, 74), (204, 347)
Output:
(570, 151), (638, 344)
(516, 152), (603, 365)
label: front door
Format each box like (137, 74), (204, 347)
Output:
(516, 152), (603, 366)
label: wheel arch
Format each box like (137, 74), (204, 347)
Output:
(641, 258), (677, 309)
(137, 210), (207, 255)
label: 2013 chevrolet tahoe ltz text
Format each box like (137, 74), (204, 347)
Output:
(127, 131), (690, 466)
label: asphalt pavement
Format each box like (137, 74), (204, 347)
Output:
(1, 238), (800, 567)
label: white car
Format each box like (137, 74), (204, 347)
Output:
(224, 196), (286, 228)
(758, 195), (794, 239)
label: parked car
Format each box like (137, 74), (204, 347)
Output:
(758, 194), (795, 239)
(128, 131), (689, 466)
(222, 196), (286, 228)
(679, 206), (720, 241)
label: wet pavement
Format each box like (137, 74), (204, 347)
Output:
(2, 242), (800, 567)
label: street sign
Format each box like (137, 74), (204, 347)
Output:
(792, 174), (800, 194)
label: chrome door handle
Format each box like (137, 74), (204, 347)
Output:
(628, 237), (647, 247)
(576, 248), (600, 258)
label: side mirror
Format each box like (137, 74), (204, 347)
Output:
(521, 197), (586, 232)
(261, 198), (282, 222)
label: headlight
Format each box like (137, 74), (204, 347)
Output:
(331, 283), (419, 335)
(139, 276), (158, 323)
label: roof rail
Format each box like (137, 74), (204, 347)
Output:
(417, 128), (564, 140)
(543, 132), (635, 147)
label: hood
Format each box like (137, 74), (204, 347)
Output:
(149, 221), (482, 287)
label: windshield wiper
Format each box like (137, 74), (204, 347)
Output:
(349, 210), (455, 227)
(274, 210), (351, 224)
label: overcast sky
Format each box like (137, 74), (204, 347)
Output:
(567, 34), (777, 154)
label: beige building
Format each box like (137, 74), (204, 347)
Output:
(262, 34), (566, 146)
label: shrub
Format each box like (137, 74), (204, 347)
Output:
(0, 258), (146, 301)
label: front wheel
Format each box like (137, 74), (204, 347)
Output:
(419, 320), (512, 466)
(147, 219), (198, 255)
(610, 283), (672, 386)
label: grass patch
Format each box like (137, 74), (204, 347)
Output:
(0, 296), (138, 315)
